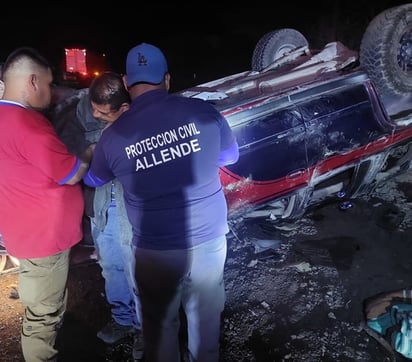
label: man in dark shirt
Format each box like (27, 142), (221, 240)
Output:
(84, 43), (239, 362)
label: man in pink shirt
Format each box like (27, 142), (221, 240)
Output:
(0, 47), (92, 362)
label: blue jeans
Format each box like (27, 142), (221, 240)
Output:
(135, 235), (227, 362)
(92, 206), (140, 329)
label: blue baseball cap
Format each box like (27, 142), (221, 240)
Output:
(126, 43), (168, 87)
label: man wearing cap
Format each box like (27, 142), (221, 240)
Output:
(84, 43), (239, 362)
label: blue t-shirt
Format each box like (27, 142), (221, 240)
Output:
(88, 89), (237, 250)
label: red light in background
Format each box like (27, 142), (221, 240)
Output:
(65, 48), (87, 75)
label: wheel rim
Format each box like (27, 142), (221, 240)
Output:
(398, 28), (412, 73)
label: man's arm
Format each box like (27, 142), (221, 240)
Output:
(83, 169), (109, 187)
(64, 144), (95, 185)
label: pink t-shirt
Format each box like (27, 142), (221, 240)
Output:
(0, 102), (84, 258)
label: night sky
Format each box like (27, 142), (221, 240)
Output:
(1, 1), (408, 91)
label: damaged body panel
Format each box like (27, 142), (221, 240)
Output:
(219, 74), (411, 220)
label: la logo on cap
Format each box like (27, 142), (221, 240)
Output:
(137, 52), (148, 67)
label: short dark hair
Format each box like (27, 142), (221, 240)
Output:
(2, 47), (52, 77)
(89, 72), (130, 111)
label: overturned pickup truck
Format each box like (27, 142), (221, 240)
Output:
(178, 3), (412, 222)
(2, 4), (412, 272)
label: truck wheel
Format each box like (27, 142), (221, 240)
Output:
(360, 4), (412, 97)
(252, 28), (309, 72)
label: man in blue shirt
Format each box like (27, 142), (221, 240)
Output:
(84, 43), (239, 362)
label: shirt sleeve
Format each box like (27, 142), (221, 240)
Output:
(83, 169), (108, 187)
(218, 140), (239, 166)
(217, 111), (239, 165)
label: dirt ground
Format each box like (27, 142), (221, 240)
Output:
(2, 171), (412, 362)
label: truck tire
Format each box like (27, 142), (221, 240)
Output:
(252, 28), (309, 72)
(360, 4), (412, 97)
